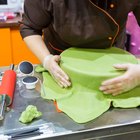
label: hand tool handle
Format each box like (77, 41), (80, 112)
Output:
(0, 70), (16, 106)
(0, 94), (6, 120)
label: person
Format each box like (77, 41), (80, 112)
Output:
(20, 0), (140, 96)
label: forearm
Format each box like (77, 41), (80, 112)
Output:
(23, 35), (50, 64)
(24, 35), (70, 87)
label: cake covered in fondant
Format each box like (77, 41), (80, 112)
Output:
(37, 47), (140, 123)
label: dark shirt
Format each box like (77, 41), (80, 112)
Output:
(20, 0), (140, 54)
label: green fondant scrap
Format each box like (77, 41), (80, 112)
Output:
(19, 105), (42, 124)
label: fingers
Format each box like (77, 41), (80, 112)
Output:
(100, 76), (125, 96)
(113, 63), (130, 70)
(52, 69), (71, 88)
(99, 63), (138, 96)
(49, 55), (71, 88)
(51, 74), (68, 88)
(53, 55), (61, 63)
(100, 83), (123, 96)
(101, 76), (123, 86)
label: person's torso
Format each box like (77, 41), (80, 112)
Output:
(43, 0), (138, 53)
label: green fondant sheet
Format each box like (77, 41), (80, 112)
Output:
(36, 47), (140, 123)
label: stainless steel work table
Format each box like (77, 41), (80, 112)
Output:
(1, 66), (140, 140)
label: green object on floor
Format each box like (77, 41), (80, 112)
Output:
(19, 105), (42, 124)
(36, 47), (140, 123)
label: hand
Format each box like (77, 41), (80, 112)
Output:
(43, 55), (71, 88)
(99, 64), (140, 96)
